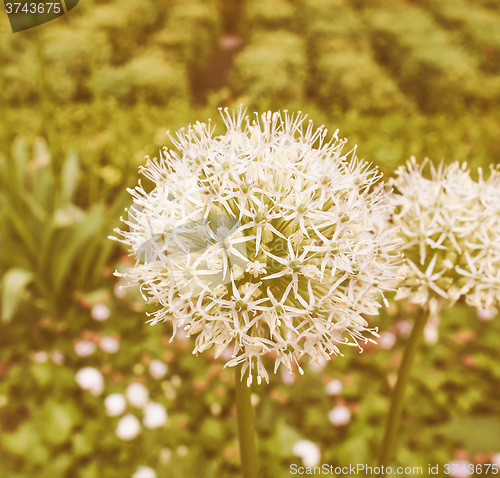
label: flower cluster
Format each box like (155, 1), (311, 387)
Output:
(112, 109), (402, 384)
(390, 158), (500, 313)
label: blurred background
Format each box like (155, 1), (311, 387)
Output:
(0, 0), (499, 477)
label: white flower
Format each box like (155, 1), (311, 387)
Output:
(328, 405), (351, 426)
(116, 414), (141, 440)
(309, 357), (327, 373)
(159, 448), (172, 465)
(292, 439), (321, 467)
(91, 303), (111, 321)
(114, 283), (127, 299)
(325, 379), (343, 396)
(246, 260), (267, 278)
(132, 466), (157, 478)
(176, 445), (188, 457)
(149, 359), (168, 379)
(105, 393), (127, 416)
(390, 158), (500, 312)
(492, 453), (500, 466)
(126, 383), (149, 408)
(51, 350), (65, 365)
(75, 367), (104, 396)
(378, 331), (396, 349)
(210, 403), (222, 416)
(112, 108), (402, 385)
(143, 402), (168, 429)
(32, 351), (48, 363)
(74, 340), (96, 357)
(446, 461), (471, 478)
(100, 336), (120, 354)
(477, 308), (496, 321)
(281, 369), (296, 385)
(424, 317), (439, 344)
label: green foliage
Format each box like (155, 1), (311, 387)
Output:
(299, 0), (367, 46)
(312, 38), (412, 114)
(359, 3), (491, 112)
(1, 269), (33, 322)
(155, 0), (221, 77)
(0, 138), (126, 319)
(241, 0), (298, 38)
(415, 0), (500, 73)
(231, 31), (308, 109)
(92, 50), (189, 104)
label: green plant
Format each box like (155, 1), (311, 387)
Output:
(230, 32), (308, 109)
(0, 137), (126, 320)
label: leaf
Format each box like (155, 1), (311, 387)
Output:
(273, 421), (302, 457)
(72, 432), (94, 456)
(11, 137), (28, 189)
(80, 462), (99, 478)
(30, 363), (53, 388)
(439, 416), (500, 453)
(40, 401), (81, 446)
(52, 203), (105, 293)
(61, 151), (80, 204)
(1, 268), (33, 321)
(31, 163), (55, 212)
(1, 421), (45, 458)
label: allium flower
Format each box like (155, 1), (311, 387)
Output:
(390, 158), (500, 312)
(112, 109), (401, 385)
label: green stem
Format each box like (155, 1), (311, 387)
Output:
(378, 309), (430, 469)
(34, 30), (59, 164)
(235, 364), (258, 478)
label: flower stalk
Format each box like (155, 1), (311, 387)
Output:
(378, 308), (430, 469)
(235, 363), (258, 478)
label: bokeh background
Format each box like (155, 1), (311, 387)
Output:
(0, 0), (499, 477)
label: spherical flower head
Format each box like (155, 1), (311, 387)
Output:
(390, 158), (500, 313)
(112, 108), (402, 385)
